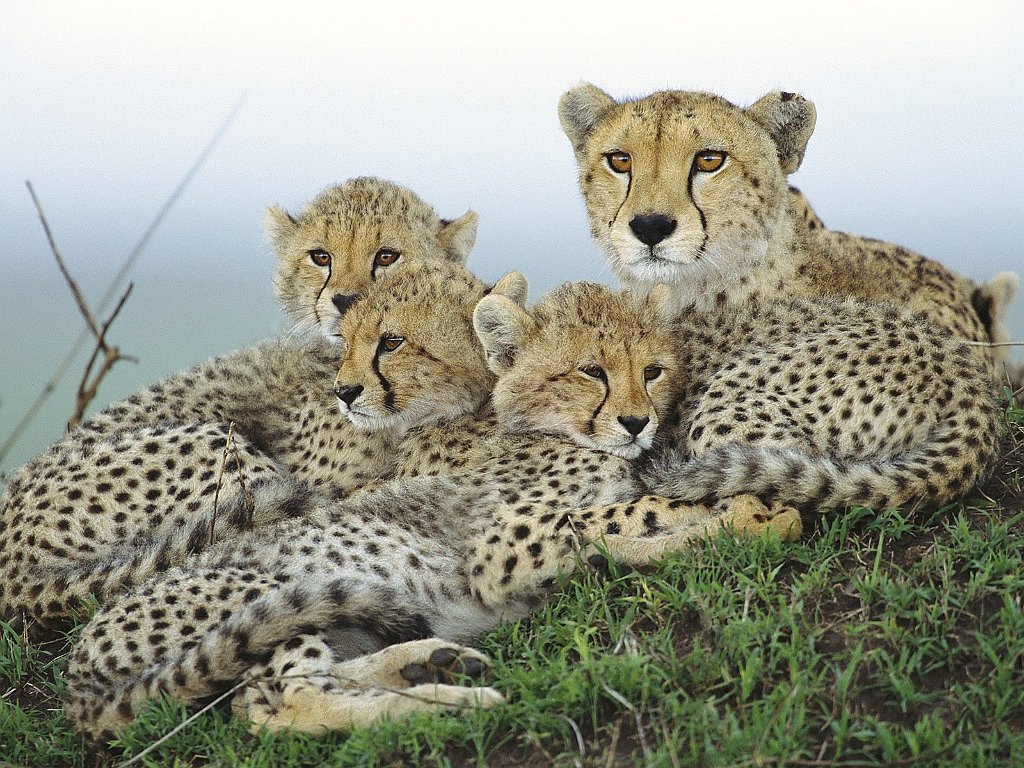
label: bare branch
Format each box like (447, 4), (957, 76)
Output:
(25, 183), (138, 431)
(0, 95), (246, 464)
(68, 283), (137, 430)
(25, 182), (102, 342)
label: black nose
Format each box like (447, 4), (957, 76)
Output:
(332, 293), (358, 315)
(629, 214), (677, 246)
(618, 415), (650, 437)
(333, 383), (364, 406)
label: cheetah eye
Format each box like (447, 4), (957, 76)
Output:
(605, 151), (632, 174)
(308, 249), (331, 268)
(378, 334), (404, 353)
(579, 365), (606, 380)
(693, 150), (726, 173)
(643, 365), (664, 382)
(374, 248), (401, 268)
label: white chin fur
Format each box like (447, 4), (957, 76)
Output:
(617, 256), (696, 287)
(572, 432), (646, 460)
(343, 410), (395, 433)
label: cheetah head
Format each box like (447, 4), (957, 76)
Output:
(559, 84), (816, 295)
(474, 282), (677, 459)
(333, 261), (527, 433)
(267, 177), (478, 345)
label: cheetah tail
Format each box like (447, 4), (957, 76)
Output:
(641, 412), (1000, 513)
(65, 578), (424, 739)
(22, 477), (323, 628)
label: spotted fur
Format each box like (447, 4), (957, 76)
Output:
(65, 278), (798, 739)
(642, 297), (1000, 512)
(558, 83), (1017, 372)
(0, 183), (493, 630)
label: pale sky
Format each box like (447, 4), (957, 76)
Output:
(1, 0), (1022, 474)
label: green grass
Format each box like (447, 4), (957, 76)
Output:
(3, 403), (1023, 767)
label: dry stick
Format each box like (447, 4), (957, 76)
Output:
(209, 422), (237, 546)
(0, 96), (246, 464)
(70, 284), (136, 429)
(118, 668), (495, 768)
(601, 684), (651, 762)
(25, 182), (138, 430)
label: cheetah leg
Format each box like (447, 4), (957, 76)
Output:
(235, 636), (503, 735)
(466, 495), (801, 608)
(586, 495), (802, 565)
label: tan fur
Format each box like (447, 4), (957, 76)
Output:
(269, 176), (478, 344)
(65, 277), (797, 739)
(558, 83), (1017, 370)
(476, 281), (675, 458)
(642, 296), (1000, 513)
(334, 268), (526, 434)
(1, 263), (526, 629)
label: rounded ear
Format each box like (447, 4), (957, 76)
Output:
(971, 271), (1020, 344)
(646, 284), (677, 324)
(745, 91), (817, 174)
(489, 271), (529, 307)
(265, 205), (298, 253)
(437, 210), (479, 264)
(558, 82), (617, 153)
(473, 295), (535, 374)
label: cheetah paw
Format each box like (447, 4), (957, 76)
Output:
(721, 495), (803, 541)
(399, 645), (491, 687)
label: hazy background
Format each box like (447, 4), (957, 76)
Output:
(2, 0), (1022, 476)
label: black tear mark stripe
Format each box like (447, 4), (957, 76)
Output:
(610, 170), (633, 228)
(687, 164), (709, 255)
(371, 344), (395, 411)
(587, 380), (610, 436)
(313, 260), (333, 328)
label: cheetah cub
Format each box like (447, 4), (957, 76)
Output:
(65, 276), (796, 740)
(268, 176), (478, 344)
(642, 294), (1000, 513)
(558, 83), (1018, 372)
(0, 180), (482, 629)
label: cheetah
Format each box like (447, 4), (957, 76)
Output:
(0, 259), (512, 630)
(638, 293), (1000, 513)
(267, 176), (478, 344)
(65, 274), (801, 739)
(558, 83), (1018, 373)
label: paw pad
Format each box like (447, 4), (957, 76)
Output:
(400, 647), (489, 687)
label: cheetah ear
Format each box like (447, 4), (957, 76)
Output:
(646, 284), (677, 324)
(745, 91), (817, 175)
(474, 295), (536, 374)
(488, 271), (529, 307)
(265, 206), (298, 254)
(559, 82), (617, 153)
(437, 210), (478, 264)
(971, 271), (1020, 344)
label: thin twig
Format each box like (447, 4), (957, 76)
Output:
(26, 182), (137, 430)
(964, 340), (1024, 348)
(26, 182), (101, 341)
(209, 422), (237, 545)
(604, 719), (622, 768)
(601, 684), (650, 762)
(0, 95), (245, 464)
(69, 283), (136, 429)
(115, 676), (252, 768)
(560, 714), (586, 766)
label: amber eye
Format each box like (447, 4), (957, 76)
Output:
(605, 151), (632, 174)
(580, 365), (606, 380)
(379, 334), (404, 353)
(693, 150), (726, 173)
(374, 249), (401, 267)
(643, 365), (664, 382)
(308, 249), (331, 267)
